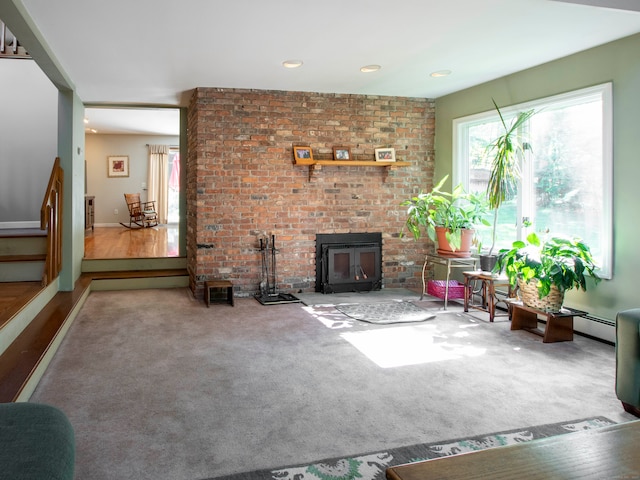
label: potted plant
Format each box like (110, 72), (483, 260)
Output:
(481, 100), (535, 271)
(495, 232), (600, 312)
(402, 175), (490, 257)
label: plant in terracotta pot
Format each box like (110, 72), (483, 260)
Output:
(481, 100), (536, 271)
(401, 175), (490, 257)
(494, 232), (600, 311)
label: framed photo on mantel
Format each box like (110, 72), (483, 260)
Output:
(293, 146), (313, 162)
(374, 147), (396, 162)
(333, 147), (351, 161)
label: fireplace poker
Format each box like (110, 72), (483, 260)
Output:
(271, 235), (277, 295)
(265, 236), (272, 295)
(259, 238), (267, 297)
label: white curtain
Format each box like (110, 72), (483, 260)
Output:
(147, 144), (169, 224)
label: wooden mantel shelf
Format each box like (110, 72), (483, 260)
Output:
(294, 158), (411, 181)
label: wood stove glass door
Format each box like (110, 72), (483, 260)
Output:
(327, 247), (353, 284)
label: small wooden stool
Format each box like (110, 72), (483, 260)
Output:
(204, 280), (234, 307)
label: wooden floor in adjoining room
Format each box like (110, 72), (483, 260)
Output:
(0, 225), (180, 327)
(84, 225), (180, 259)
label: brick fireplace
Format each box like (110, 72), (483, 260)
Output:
(186, 87), (435, 299)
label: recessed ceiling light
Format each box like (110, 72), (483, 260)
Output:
(282, 60), (303, 69)
(84, 117), (89, 124)
(360, 64), (381, 73)
(430, 70), (452, 78)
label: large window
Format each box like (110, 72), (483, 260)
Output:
(453, 83), (612, 278)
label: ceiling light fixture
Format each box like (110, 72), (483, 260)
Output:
(282, 60), (303, 69)
(430, 70), (452, 78)
(360, 64), (381, 73)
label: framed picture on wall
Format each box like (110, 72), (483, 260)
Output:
(333, 147), (351, 161)
(293, 146), (313, 162)
(374, 147), (396, 162)
(108, 155), (129, 177)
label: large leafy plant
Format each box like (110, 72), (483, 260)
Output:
(485, 100), (535, 255)
(495, 232), (600, 298)
(401, 175), (490, 250)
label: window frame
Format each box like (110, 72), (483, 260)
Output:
(452, 83), (613, 279)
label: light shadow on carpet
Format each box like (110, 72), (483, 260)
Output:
(200, 417), (615, 480)
(335, 301), (435, 324)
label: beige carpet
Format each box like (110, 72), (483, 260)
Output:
(30, 288), (635, 480)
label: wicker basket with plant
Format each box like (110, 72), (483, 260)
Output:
(495, 232), (600, 312)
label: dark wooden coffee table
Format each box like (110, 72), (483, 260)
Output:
(386, 421), (640, 480)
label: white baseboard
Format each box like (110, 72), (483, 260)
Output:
(0, 221), (40, 229)
(94, 223), (124, 228)
(574, 316), (616, 344)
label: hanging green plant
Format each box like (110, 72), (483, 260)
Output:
(485, 100), (536, 255)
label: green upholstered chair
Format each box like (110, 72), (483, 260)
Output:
(0, 402), (75, 479)
(616, 309), (640, 417)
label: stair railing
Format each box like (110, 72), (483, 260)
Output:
(41, 157), (63, 286)
(0, 21), (30, 58)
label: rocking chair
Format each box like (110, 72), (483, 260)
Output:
(121, 193), (158, 229)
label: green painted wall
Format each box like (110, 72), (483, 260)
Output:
(58, 90), (86, 290)
(435, 33), (640, 322)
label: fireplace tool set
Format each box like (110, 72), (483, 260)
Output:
(255, 234), (300, 305)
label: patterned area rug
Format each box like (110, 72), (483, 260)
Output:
(201, 417), (615, 480)
(334, 301), (435, 324)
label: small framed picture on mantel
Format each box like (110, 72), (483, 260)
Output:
(293, 146), (313, 162)
(374, 147), (396, 162)
(333, 147), (351, 161)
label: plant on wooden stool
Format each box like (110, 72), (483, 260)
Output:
(401, 175), (490, 254)
(495, 232), (600, 311)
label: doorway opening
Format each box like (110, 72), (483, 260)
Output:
(83, 106), (183, 259)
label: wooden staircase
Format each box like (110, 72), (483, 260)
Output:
(0, 229), (48, 282)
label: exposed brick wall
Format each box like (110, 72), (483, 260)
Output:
(187, 88), (435, 299)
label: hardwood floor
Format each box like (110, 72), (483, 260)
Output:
(1, 225), (180, 323)
(0, 225), (180, 325)
(0, 282), (43, 330)
(84, 225), (180, 259)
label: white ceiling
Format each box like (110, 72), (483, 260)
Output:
(14, 0), (640, 135)
(83, 107), (180, 136)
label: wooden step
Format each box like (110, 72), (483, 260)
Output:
(0, 282), (43, 330)
(88, 269), (187, 280)
(0, 257), (46, 282)
(0, 276), (91, 402)
(0, 232), (46, 258)
(0, 228), (47, 238)
(0, 254), (47, 262)
(0, 268), (189, 402)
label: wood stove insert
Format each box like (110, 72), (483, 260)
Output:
(316, 233), (382, 293)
